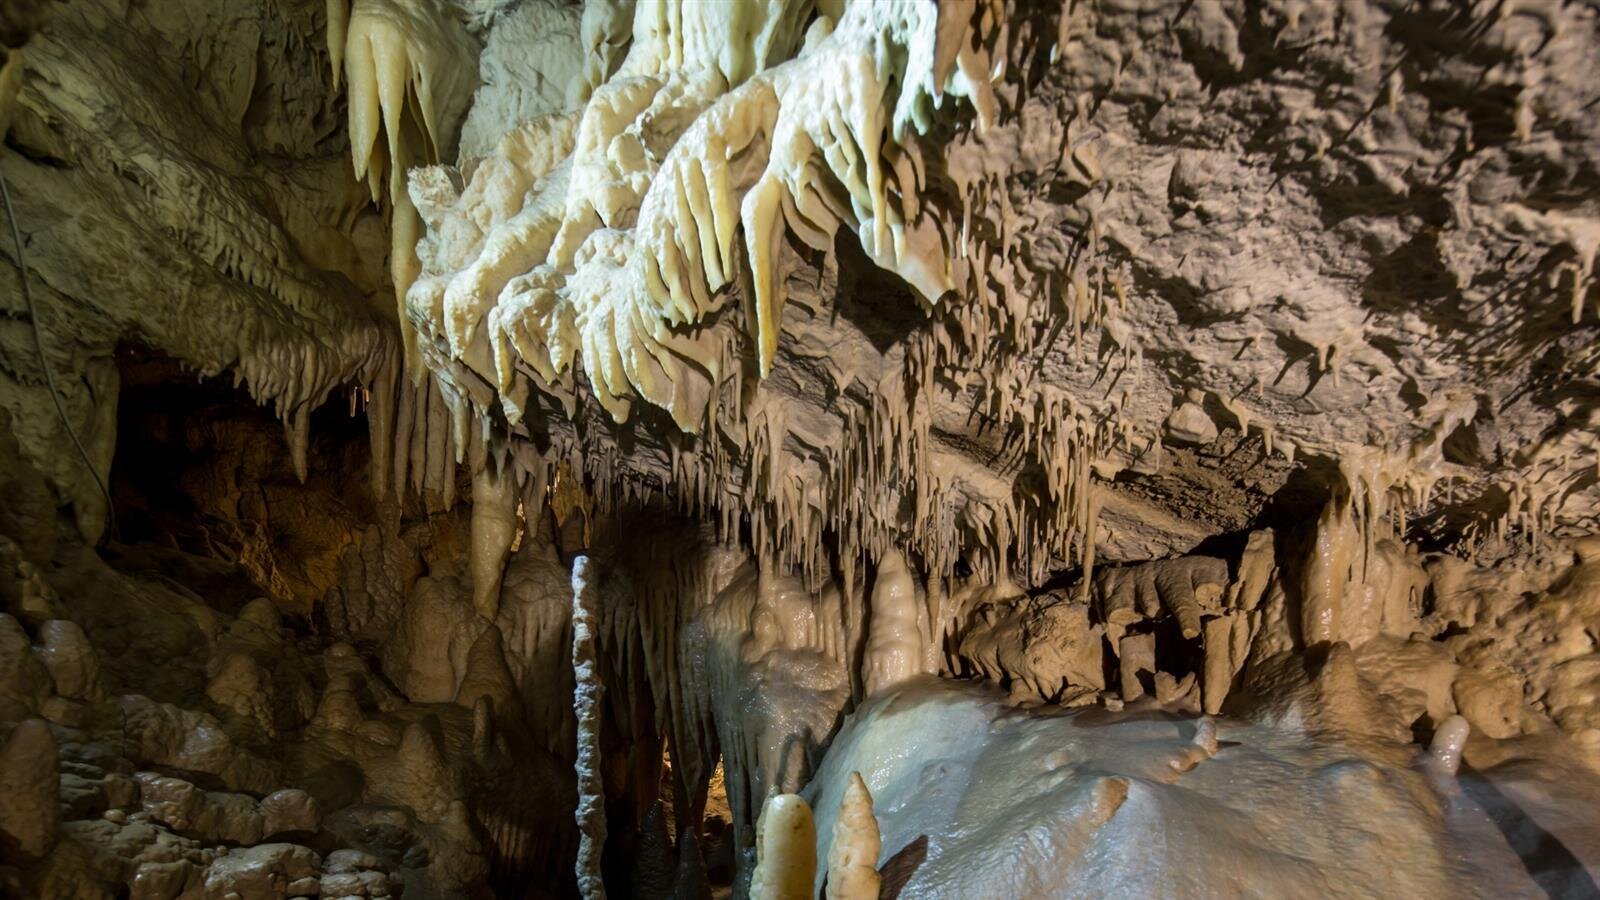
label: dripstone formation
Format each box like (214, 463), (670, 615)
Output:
(2, 1), (1599, 897)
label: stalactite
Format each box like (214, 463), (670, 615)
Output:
(470, 463), (519, 619)
(286, 403), (311, 484)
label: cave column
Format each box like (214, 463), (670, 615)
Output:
(571, 554), (608, 899)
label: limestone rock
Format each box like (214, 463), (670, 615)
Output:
(0, 543), (63, 630)
(129, 858), (207, 900)
(202, 843), (321, 900)
(58, 772), (109, 821)
(0, 613), (51, 712)
(136, 773), (264, 846)
(260, 789), (320, 839)
(119, 696), (280, 795)
(323, 848), (384, 875)
(0, 420), (57, 566)
(206, 651), (277, 736)
(232, 598), (284, 645)
(1163, 398), (1218, 446)
(36, 619), (103, 702)
(0, 718), (60, 861)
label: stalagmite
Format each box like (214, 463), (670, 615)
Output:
(1426, 715), (1471, 778)
(1154, 671), (1196, 704)
(1202, 613), (1242, 715)
(1167, 714), (1219, 775)
(862, 549), (925, 696)
(1193, 716), (1219, 756)
(674, 826), (712, 900)
(470, 465), (519, 619)
(455, 624), (521, 720)
(825, 772), (881, 900)
(636, 800), (676, 900)
(1119, 632), (1156, 702)
(397, 719), (448, 795)
(1228, 530), (1276, 611)
(572, 555), (608, 899)
(471, 696), (494, 760)
(749, 793), (817, 900)
(16, 0), (1600, 897)
(1301, 499), (1359, 647)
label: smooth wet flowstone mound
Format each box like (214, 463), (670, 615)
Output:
(804, 679), (1600, 899)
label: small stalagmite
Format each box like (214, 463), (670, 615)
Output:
(1427, 715), (1471, 778)
(635, 800), (676, 900)
(749, 793), (817, 900)
(9, 0), (1600, 896)
(826, 772), (881, 900)
(674, 826), (712, 900)
(1301, 499), (1360, 647)
(1119, 632), (1156, 702)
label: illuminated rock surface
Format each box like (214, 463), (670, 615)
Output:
(1, 0), (1599, 897)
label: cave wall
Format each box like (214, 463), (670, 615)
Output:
(0, 0), (392, 543)
(1, 0), (1599, 897)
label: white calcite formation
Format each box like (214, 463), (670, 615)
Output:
(824, 771), (880, 900)
(750, 792), (817, 900)
(803, 678), (1600, 899)
(310, 0), (1600, 607)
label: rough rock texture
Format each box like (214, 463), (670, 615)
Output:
(0, 718), (59, 861)
(3, 0), (1600, 897)
(0, 0), (1594, 587)
(372, 0), (1600, 591)
(0, 0), (395, 542)
(0, 427), (574, 898)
